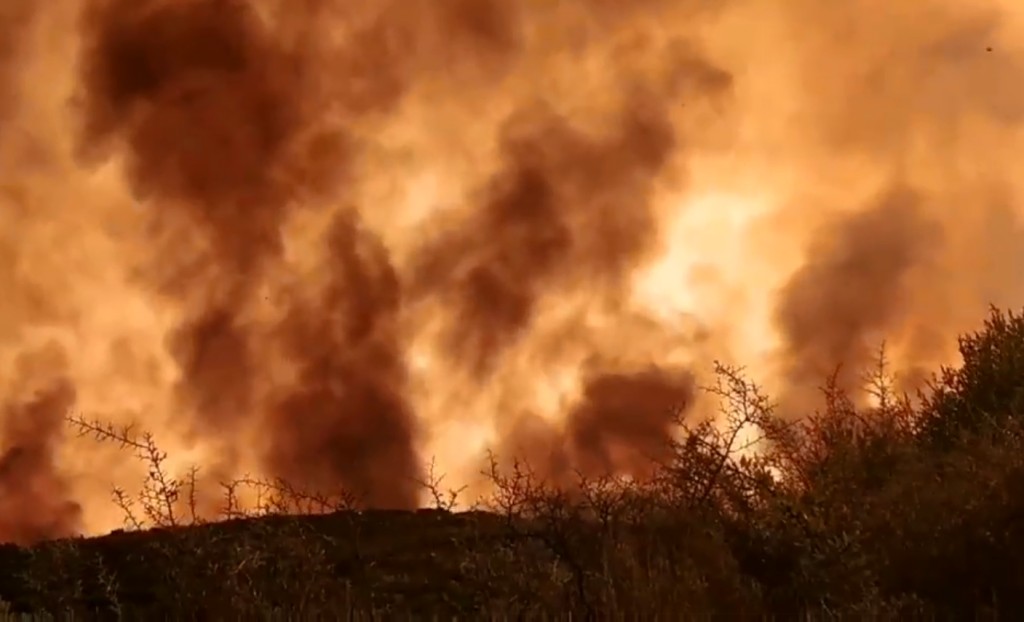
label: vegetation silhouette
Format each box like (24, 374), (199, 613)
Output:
(2, 307), (1024, 618)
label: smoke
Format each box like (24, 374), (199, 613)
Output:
(74, 0), (345, 489)
(764, 0), (1024, 405)
(774, 187), (944, 407)
(564, 367), (694, 480)
(497, 365), (694, 489)
(0, 0), (36, 122)
(0, 0), (1022, 542)
(264, 211), (421, 508)
(0, 347), (81, 545)
(407, 94), (684, 376)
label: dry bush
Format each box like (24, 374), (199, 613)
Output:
(5, 307), (1024, 618)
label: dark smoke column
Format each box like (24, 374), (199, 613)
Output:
(74, 0), (424, 509)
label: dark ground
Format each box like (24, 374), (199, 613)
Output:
(0, 509), (534, 618)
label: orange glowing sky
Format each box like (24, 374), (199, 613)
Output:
(1, 0), (1024, 542)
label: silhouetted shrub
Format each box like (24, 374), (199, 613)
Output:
(921, 306), (1024, 445)
(5, 307), (1024, 618)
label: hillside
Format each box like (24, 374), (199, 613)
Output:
(3, 308), (1024, 619)
(0, 509), (525, 617)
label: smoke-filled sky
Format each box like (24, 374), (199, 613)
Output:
(1, 0), (1023, 543)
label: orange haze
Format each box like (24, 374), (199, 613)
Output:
(1, 0), (1024, 542)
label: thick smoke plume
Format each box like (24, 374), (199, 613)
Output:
(408, 96), (684, 377)
(0, 0), (1023, 542)
(501, 366), (695, 486)
(774, 188), (944, 408)
(0, 0), (35, 121)
(0, 349), (80, 544)
(265, 212), (421, 508)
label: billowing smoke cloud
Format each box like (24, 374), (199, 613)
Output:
(1, 0), (1023, 541)
(0, 0), (36, 122)
(71, 0), (431, 505)
(75, 0), (320, 440)
(499, 367), (694, 486)
(766, 0), (1024, 405)
(408, 95), (682, 377)
(0, 1), (83, 545)
(72, 0), (341, 495)
(774, 188), (943, 407)
(403, 42), (727, 478)
(265, 211), (421, 508)
(0, 348), (81, 545)
(566, 368), (693, 476)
